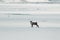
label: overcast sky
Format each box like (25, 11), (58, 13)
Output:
(3, 0), (48, 2)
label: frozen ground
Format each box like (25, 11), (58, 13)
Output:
(0, 14), (60, 27)
(0, 14), (60, 40)
(0, 27), (60, 40)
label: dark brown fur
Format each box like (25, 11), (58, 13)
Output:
(30, 21), (39, 28)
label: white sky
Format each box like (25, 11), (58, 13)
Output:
(26, 0), (48, 2)
(4, 0), (48, 2)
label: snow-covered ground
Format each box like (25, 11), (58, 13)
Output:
(0, 4), (60, 14)
(0, 14), (60, 27)
(0, 3), (60, 40)
(0, 27), (60, 40)
(0, 12), (60, 40)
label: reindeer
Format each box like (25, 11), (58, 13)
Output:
(30, 21), (39, 28)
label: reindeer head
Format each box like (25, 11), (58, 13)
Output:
(30, 21), (32, 23)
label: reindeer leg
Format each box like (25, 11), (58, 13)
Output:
(31, 24), (33, 27)
(37, 25), (39, 28)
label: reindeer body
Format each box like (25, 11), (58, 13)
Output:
(30, 21), (39, 28)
